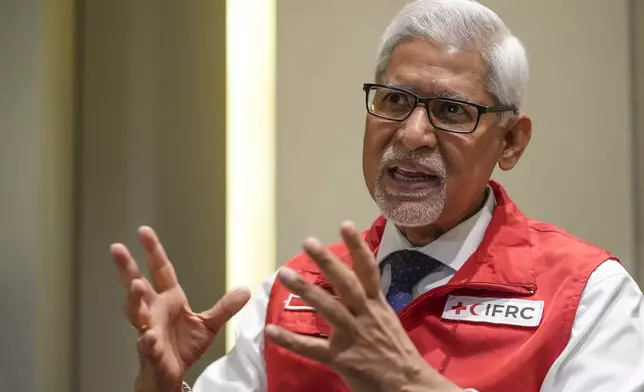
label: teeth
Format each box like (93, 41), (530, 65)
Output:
(393, 168), (431, 181)
(397, 168), (426, 176)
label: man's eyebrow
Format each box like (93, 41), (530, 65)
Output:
(433, 90), (471, 102)
(386, 83), (418, 93)
(386, 83), (472, 102)
(387, 83), (473, 102)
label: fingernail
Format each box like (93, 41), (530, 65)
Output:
(226, 286), (243, 294)
(302, 237), (322, 251)
(340, 221), (357, 235)
(341, 220), (355, 229)
(265, 323), (279, 338)
(278, 267), (298, 283)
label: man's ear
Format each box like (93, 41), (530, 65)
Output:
(498, 114), (532, 171)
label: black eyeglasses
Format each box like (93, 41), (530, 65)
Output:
(363, 83), (515, 134)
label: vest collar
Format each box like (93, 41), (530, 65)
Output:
(363, 180), (536, 292)
(375, 186), (495, 272)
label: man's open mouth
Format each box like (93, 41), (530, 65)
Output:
(384, 163), (442, 193)
(388, 166), (439, 182)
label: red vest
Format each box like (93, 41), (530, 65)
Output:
(264, 181), (615, 392)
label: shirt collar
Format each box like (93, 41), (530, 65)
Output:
(376, 186), (496, 272)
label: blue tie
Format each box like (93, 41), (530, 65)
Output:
(384, 250), (442, 314)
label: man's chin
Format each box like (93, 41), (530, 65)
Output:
(376, 198), (444, 228)
(380, 184), (444, 202)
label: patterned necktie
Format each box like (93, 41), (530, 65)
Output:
(383, 250), (442, 314)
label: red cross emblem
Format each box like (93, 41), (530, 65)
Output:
(451, 301), (467, 315)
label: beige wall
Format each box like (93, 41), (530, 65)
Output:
(276, 1), (398, 263)
(0, 0), (75, 391)
(76, 1), (227, 391)
(489, 0), (634, 271)
(633, 0), (644, 284)
(276, 0), (638, 274)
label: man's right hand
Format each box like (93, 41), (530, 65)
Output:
(110, 226), (251, 392)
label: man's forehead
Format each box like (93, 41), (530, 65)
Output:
(382, 40), (489, 99)
(389, 40), (486, 72)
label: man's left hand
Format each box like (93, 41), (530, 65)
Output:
(264, 221), (463, 392)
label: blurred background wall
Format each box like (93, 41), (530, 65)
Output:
(633, 0), (644, 285)
(0, 1), (642, 391)
(76, 2), (228, 392)
(0, 1), (75, 391)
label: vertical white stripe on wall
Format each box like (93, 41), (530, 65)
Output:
(226, 0), (277, 351)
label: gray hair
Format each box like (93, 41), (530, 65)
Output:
(375, 0), (529, 122)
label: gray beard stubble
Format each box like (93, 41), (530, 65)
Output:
(373, 146), (447, 228)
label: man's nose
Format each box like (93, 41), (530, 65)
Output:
(397, 106), (438, 150)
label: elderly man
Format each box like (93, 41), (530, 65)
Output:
(111, 1), (644, 391)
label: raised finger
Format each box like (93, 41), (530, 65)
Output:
(302, 237), (366, 313)
(199, 287), (252, 334)
(111, 243), (144, 289)
(277, 267), (354, 329)
(265, 324), (331, 364)
(138, 226), (178, 292)
(340, 221), (381, 299)
(124, 278), (153, 332)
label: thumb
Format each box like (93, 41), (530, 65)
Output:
(199, 287), (251, 334)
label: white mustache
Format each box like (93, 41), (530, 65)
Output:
(378, 147), (446, 178)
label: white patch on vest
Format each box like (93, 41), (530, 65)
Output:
(442, 295), (544, 328)
(283, 293), (315, 311)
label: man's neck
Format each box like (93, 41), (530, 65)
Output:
(399, 188), (490, 247)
